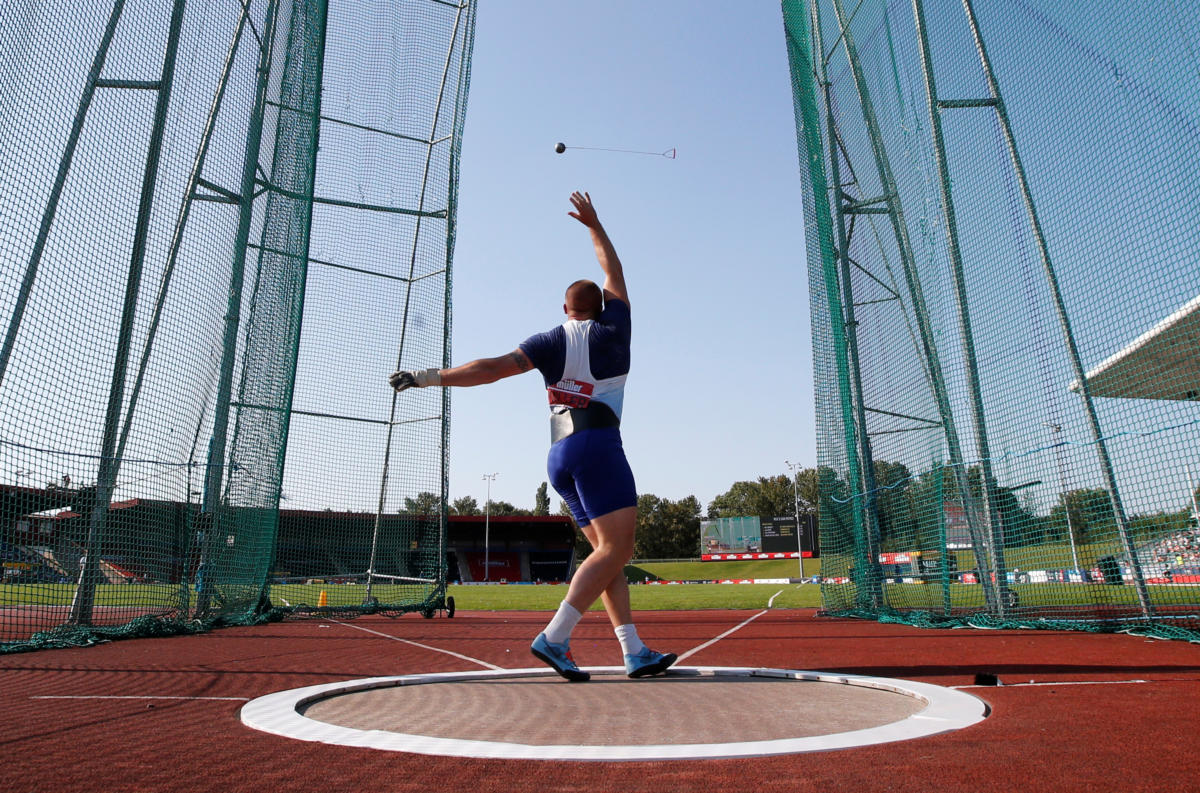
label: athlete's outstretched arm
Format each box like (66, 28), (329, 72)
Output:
(389, 349), (533, 392)
(568, 191), (628, 307)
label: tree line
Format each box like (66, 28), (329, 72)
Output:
(420, 470), (822, 561)
(410, 461), (1199, 561)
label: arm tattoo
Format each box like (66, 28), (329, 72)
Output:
(510, 350), (533, 372)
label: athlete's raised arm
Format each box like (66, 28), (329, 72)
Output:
(568, 191), (628, 308)
(389, 348), (534, 392)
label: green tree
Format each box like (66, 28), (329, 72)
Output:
(635, 494), (702, 559)
(707, 475), (797, 519)
(794, 466), (820, 515)
(557, 500), (592, 560)
(870, 460), (914, 550)
(816, 464), (864, 558)
(403, 492), (441, 515)
(534, 482), (550, 516)
(927, 463), (1046, 549)
(1048, 488), (1116, 545)
(451, 495), (479, 515)
(485, 500), (528, 517)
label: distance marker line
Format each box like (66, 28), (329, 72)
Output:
(952, 678), (1161, 690)
(676, 610), (768, 663)
(332, 619), (503, 670)
(32, 695), (250, 701)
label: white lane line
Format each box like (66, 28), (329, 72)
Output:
(676, 610), (768, 663)
(332, 619), (503, 670)
(952, 678), (1155, 689)
(767, 589), (785, 608)
(32, 695), (250, 701)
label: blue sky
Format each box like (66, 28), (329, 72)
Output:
(445, 2), (814, 511)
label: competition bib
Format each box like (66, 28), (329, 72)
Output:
(547, 378), (594, 409)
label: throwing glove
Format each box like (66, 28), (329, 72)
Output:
(389, 368), (442, 392)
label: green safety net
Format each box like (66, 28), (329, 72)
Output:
(0, 0), (474, 653)
(782, 0), (1200, 641)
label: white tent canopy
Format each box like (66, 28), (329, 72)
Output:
(1072, 294), (1200, 401)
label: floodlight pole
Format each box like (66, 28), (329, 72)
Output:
(482, 473), (498, 581)
(1044, 423), (1081, 574)
(786, 461), (806, 577)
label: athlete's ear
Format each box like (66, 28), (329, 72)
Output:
(563, 302), (568, 316)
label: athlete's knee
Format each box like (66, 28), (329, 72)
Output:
(589, 506), (636, 562)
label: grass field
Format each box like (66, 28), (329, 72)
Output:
(447, 581), (822, 611)
(627, 558), (813, 581)
(5, 552), (1192, 618)
(269, 579), (821, 612)
(0, 583), (182, 607)
(3, 578), (1195, 620)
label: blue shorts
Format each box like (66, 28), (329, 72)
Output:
(547, 426), (637, 527)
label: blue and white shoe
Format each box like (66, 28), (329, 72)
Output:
(531, 633), (590, 682)
(625, 647), (677, 678)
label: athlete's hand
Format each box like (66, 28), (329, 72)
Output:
(568, 191), (601, 229)
(389, 368), (441, 392)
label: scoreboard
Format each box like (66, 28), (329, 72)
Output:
(702, 514), (819, 560)
(761, 514), (818, 557)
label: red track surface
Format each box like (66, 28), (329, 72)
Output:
(2, 609), (1198, 792)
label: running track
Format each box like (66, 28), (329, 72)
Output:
(2, 607), (1198, 792)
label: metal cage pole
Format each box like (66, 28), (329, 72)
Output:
(71, 0), (189, 625)
(193, 0), (283, 618)
(782, 1), (869, 603)
(826, 0), (1001, 613)
(911, 0), (1013, 609)
(0, 0), (127, 390)
(959, 0), (1151, 618)
(113, 6), (257, 470)
(367, 1), (468, 606)
(809, 0), (885, 607)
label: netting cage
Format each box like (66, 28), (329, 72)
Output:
(783, 0), (1200, 640)
(0, 0), (475, 652)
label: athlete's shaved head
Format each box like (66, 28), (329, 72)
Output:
(564, 279), (603, 319)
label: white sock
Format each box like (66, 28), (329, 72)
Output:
(614, 623), (646, 656)
(543, 601), (583, 645)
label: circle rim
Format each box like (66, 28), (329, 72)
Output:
(240, 665), (988, 761)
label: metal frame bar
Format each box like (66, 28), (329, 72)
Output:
(826, 0), (1001, 613)
(247, 242), (447, 283)
(203, 0), (282, 518)
(785, 0), (870, 604)
(911, 0), (1012, 611)
(366, 2), (468, 602)
(251, 0), (331, 611)
(190, 0), (284, 619)
(0, 0), (127, 390)
(959, 0), (1151, 616)
(113, 3), (256, 492)
(71, 0), (190, 625)
(811, 0), (884, 608)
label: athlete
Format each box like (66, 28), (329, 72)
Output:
(390, 191), (676, 681)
